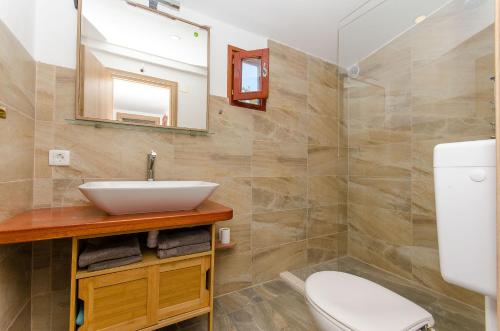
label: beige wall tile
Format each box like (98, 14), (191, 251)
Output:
(35, 63), (56, 122)
(252, 241), (307, 283)
(307, 232), (347, 265)
(349, 203), (411, 246)
(253, 107), (308, 144)
(252, 141), (307, 177)
(308, 176), (346, 207)
(0, 244), (32, 330)
(349, 230), (412, 279)
(34, 121), (53, 179)
(307, 205), (347, 239)
(252, 177), (307, 213)
(252, 209), (307, 250)
(54, 67), (76, 123)
(0, 21), (35, 119)
(349, 143), (411, 178)
(211, 177), (252, 216)
(349, 177), (410, 212)
(214, 252), (252, 296)
(308, 145), (346, 176)
(411, 246), (483, 308)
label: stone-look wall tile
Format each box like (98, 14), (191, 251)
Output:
(34, 121), (53, 179)
(0, 22), (35, 331)
(31, 294), (51, 331)
(0, 107), (35, 182)
(349, 177), (411, 212)
(8, 302), (31, 331)
(307, 205), (347, 239)
(253, 107), (307, 144)
(33, 179), (53, 209)
(252, 241), (307, 284)
(252, 209), (306, 250)
(31, 241), (51, 297)
(349, 143), (411, 178)
(308, 146), (346, 177)
(35, 63), (56, 122)
(215, 252), (252, 296)
(52, 179), (88, 207)
(307, 115), (339, 146)
(267, 41), (308, 114)
(54, 67), (76, 123)
(307, 232), (347, 265)
(252, 141), (307, 177)
(252, 177), (307, 213)
(0, 244), (32, 331)
(349, 113), (411, 147)
(53, 125), (122, 180)
(349, 230), (413, 279)
(210, 177), (252, 217)
(0, 181), (34, 220)
(411, 247), (483, 308)
(0, 21), (35, 119)
(308, 176), (346, 207)
(349, 203), (412, 246)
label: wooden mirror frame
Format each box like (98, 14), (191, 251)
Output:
(75, 0), (211, 132)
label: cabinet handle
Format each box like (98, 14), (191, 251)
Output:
(206, 269), (211, 290)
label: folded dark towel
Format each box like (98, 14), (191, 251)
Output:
(157, 242), (211, 259)
(157, 228), (210, 250)
(78, 236), (141, 268)
(87, 254), (143, 272)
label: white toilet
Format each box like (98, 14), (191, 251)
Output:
(305, 271), (435, 331)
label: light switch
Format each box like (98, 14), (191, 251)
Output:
(49, 150), (71, 166)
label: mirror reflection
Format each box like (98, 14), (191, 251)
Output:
(78, 0), (209, 130)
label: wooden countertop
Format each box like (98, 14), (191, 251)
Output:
(0, 201), (233, 244)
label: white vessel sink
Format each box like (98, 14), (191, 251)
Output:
(79, 181), (219, 215)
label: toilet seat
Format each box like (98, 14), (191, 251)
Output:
(305, 271), (435, 331)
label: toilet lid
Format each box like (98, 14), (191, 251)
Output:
(305, 272), (434, 331)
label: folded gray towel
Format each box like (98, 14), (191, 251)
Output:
(157, 242), (211, 259)
(158, 228), (210, 250)
(78, 236), (141, 268)
(87, 254), (143, 272)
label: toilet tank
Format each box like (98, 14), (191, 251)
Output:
(434, 139), (496, 298)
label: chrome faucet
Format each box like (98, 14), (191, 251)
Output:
(147, 150), (157, 181)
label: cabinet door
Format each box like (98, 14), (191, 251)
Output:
(157, 255), (211, 320)
(78, 267), (158, 331)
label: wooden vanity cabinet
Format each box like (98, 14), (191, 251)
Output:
(73, 226), (216, 331)
(157, 255), (211, 320)
(78, 267), (156, 331)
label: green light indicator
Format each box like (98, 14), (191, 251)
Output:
(194, 32), (199, 38)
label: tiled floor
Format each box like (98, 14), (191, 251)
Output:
(162, 256), (485, 331)
(161, 279), (316, 331)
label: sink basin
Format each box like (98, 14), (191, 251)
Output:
(79, 181), (219, 215)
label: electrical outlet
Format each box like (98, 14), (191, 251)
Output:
(49, 150), (71, 166)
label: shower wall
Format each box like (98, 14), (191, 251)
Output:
(344, 4), (495, 308)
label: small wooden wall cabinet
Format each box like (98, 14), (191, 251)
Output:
(72, 227), (216, 331)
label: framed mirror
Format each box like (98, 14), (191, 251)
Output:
(76, 0), (210, 131)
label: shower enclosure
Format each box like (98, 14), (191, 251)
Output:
(338, 0), (495, 322)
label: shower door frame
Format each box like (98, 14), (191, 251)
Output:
(496, 0), (500, 329)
